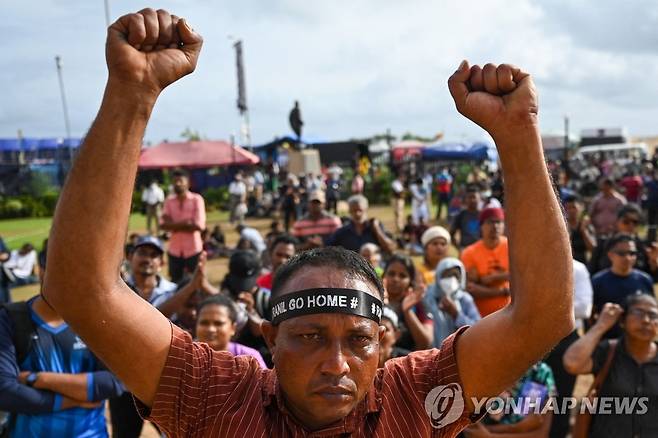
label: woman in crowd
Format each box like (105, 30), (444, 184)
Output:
(195, 294), (267, 369)
(382, 254), (434, 350)
(424, 257), (481, 347)
(563, 294), (658, 437)
(416, 225), (452, 286)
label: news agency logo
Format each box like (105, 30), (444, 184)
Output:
(424, 383), (465, 429)
(424, 383), (650, 429)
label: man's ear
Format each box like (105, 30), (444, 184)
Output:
(261, 321), (278, 356)
(378, 325), (386, 342)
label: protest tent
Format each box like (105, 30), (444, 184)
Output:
(138, 140), (259, 169)
(391, 140), (428, 162)
(421, 141), (497, 162)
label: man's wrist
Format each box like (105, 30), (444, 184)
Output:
(104, 78), (159, 112)
(490, 119), (540, 144)
(106, 77), (161, 102)
(592, 321), (613, 336)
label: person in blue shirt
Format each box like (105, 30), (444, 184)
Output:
(424, 257), (481, 347)
(591, 233), (654, 338)
(326, 195), (396, 254)
(0, 293), (124, 437)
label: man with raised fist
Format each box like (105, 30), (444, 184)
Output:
(43, 8), (573, 437)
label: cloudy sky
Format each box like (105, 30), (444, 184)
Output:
(2, 0), (658, 146)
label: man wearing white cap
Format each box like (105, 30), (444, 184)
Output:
(291, 190), (341, 250)
(417, 226), (452, 286)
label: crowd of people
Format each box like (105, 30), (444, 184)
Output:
(2, 150), (658, 437)
(1, 9), (657, 437)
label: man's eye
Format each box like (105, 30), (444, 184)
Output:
(352, 335), (372, 345)
(301, 333), (322, 341)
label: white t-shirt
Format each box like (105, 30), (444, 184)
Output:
(6, 249), (37, 279)
(391, 179), (404, 195)
(229, 181), (247, 197)
(573, 259), (593, 330)
(142, 184), (165, 206)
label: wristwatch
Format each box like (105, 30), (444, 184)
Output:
(25, 372), (39, 387)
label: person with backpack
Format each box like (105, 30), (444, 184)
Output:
(0, 266), (124, 437)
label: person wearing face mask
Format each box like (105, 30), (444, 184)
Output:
(424, 257), (481, 347)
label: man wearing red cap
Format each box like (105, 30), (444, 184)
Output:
(460, 207), (511, 316)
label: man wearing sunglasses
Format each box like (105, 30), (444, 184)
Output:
(591, 233), (654, 338)
(589, 203), (658, 280)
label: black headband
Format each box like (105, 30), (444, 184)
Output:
(270, 288), (383, 326)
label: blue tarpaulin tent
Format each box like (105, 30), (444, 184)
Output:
(0, 139), (21, 151)
(421, 141), (497, 162)
(0, 138), (82, 151)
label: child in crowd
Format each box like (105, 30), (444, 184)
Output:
(195, 294), (267, 368)
(359, 243), (384, 277)
(377, 305), (411, 367)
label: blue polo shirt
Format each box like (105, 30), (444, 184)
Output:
(0, 297), (124, 437)
(592, 269), (653, 338)
(326, 221), (388, 252)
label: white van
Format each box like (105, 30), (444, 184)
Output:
(572, 142), (648, 163)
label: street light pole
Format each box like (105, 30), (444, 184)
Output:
(55, 56), (72, 166)
(55, 56), (72, 140)
(103, 0), (111, 27)
(563, 115), (570, 176)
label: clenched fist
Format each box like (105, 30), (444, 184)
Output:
(448, 61), (538, 140)
(106, 8), (203, 95)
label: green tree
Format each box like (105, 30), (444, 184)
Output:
(181, 127), (202, 141)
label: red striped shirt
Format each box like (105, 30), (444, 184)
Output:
(138, 324), (477, 437)
(292, 213), (342, 239)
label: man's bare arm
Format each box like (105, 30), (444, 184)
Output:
(447, 62), (574, 404)
(466, 283), (509, 299)
(43, 9), (203, 407)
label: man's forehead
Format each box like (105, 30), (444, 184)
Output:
(612, 240), (635, 250)
(278, 267), (380, 299)
(283, 313), (378, 331)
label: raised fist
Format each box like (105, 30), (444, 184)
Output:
(596, 302), (623, 329)
(448, 61), (538, 140)
(106, 8), (203, 95)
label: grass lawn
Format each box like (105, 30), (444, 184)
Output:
(1, 210), (236, 252)
(7, 204), (403, 302)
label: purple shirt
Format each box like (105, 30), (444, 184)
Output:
(228, 342), (267, 369)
